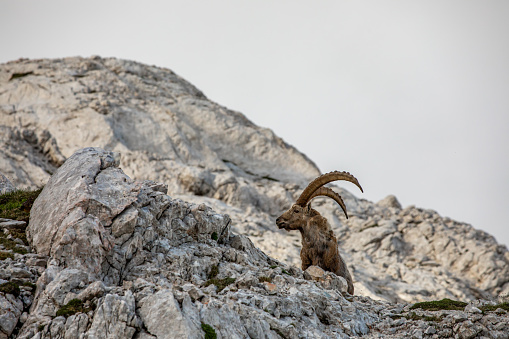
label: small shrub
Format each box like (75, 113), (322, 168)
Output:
(18, 280), (36, 295)
(0, 281), (20, 297)
(410, 298), (467, 311)
(211, 232), (218, 241)
(479, 302), (509, 313)
(208, 265), (219, 279)
(0, 251), (14, 260)
(0, 237), (28, 254)
(55, 299), (89, 317)
(203, 277), (235, 292)
(259, 276), (272, 283)
(201, 323), (217, 339)
(281, 268), (291, 276)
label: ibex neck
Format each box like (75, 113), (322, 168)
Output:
(299, 215), (332, 240)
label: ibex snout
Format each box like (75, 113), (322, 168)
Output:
(275, 216), (286, 229)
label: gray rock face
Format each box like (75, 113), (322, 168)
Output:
(1, 56), (508, 306)
(18, 148), (384, 338)
(0, 172), (15, 194)
(0, 56), (318, 202)
(0, 147), (506, 339)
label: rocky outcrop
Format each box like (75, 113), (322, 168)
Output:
(17, 148), (382, 338)
(1, 56), (508, 305)
(0, 148), (503, 339)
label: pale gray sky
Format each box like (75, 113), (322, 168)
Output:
(1, 1), (508, 246)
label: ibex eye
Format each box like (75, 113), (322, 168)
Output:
(294, 209), (299, 213)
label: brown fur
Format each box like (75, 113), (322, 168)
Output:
(276, 204), (354, 294)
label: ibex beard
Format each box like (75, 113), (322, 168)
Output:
(276, 171), (363, 295)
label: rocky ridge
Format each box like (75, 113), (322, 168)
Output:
(0, 148), (507, 339)
(0, 56), (508, 306)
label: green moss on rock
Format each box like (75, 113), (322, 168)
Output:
(0, 281), (20, 297)
(208, 264), (219, 279)
(0, 188), (42, 251)
(0, 251), (14, 260)
(0, 188), (42, 223)
(201, 323), (217, 339)
(410, 298), (467, 311)
(203, 277), (235, 292)
(0, 237), (28, 254)
(56, 299), (89, 318)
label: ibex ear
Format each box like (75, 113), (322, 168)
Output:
(306, 203), (312, 213)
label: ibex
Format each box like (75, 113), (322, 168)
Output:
(276, 171), (363, 294)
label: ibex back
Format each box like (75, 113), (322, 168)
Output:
(276, 171), (363, 294)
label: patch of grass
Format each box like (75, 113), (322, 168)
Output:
(203, 277), (236, 292)
(55, 299), (90, 318)
(18, 280), (36, 295)
(201, 323), (217, 339)
(479, 302), (509, 313)
(270, 265), (278, 269)
(37, 324), (45, 332)
(259, 276), (272, 283)
(9, 228), (28, 245)
(410, 298), (467, 311)
(0, 281), (20, 297)
(0, 237), (28, 254)
(13, 245), (28, 254)
(211, 232), (218, 241)
(281, 268), (291, 276)
(0, 251), (14, 260)
(0, 188), (42, 223)
(0, 188), (41, 250)
(208, 265), (219, 279)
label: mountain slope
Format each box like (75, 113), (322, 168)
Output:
(0, 56), (508, 303)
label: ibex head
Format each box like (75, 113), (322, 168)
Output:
(276, 171), (363, 231)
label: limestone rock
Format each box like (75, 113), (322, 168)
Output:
(1, 56), (508, 306)
(304, 265), (325, 281)
(0, 293), (23, 338)
(85, 292), (137, 339)
(2, 147), (506, 339)
(0, 172), (15, 194)
(139, 290), (201, 339)
(16, 148), (383, 338)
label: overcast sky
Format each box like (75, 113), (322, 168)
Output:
(1, 1), (508, 246)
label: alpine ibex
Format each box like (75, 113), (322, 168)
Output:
(276, 171), (363, 294)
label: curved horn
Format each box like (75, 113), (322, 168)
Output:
(296, 171), (363, 207)
(307, 187), (350, 218)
